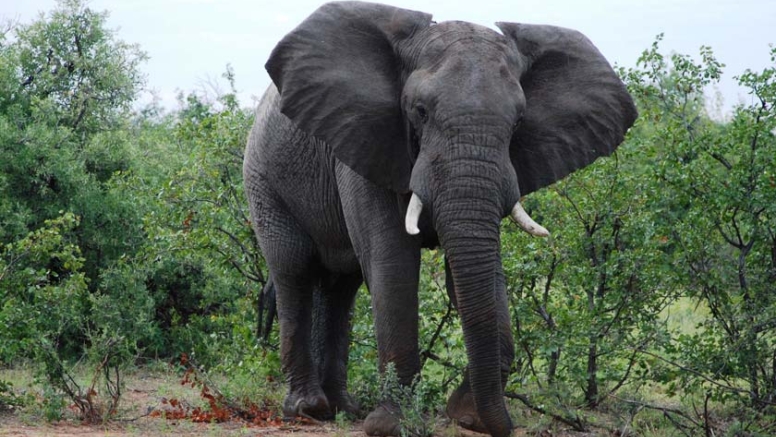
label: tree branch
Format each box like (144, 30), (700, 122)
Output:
(504, 391), (587, 432)
(709, 152), (732, 170)
(612, 396), (702, 437)
(420, 300), (455, 368)
(638, 350), (751, 396)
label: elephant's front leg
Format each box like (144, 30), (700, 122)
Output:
(335, 163), (421, 436)
(364, 255), (421, 436)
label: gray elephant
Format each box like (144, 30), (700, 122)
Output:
(243, 2), (637, 436)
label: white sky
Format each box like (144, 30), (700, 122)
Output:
(2, 0), (774, 115)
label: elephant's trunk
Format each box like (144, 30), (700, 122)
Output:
(432, 152), (513, 437)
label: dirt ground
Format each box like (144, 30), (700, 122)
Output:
(0, 415), (528, 437)
(0, 410), (500, 437)
(0, 371), (542, 437)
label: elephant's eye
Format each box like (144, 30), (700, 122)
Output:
(415, 104), (428, 124)
(512, 117), (523, 132)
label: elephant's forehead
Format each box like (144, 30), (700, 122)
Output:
(416, 21), (509, 63)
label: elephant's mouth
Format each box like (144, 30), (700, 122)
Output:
(404, 192), (549, 237)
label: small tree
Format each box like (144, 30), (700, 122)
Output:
(112, 68), (269, 364)
(0, 0), (147, 286)
(0, 1), (151, 421)
(626, 37), (776, 419)
(504, 135), (674, 412)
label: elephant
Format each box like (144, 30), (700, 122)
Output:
(243, 2), (637, 437)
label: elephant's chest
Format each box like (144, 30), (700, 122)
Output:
(315, 244), (360, 273)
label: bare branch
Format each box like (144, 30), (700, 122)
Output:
(420, 300), (455, 367)
(556, 186), (590, 233)
(597, 332), (660, 406)
(504, 391), (587, 432)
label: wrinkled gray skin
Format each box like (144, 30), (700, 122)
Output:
(243, 2), (637, 437)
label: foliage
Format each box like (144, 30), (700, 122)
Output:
(0, 0), (147, 289)
(500, 76), (675, 422)
(380, 363), (436, 437)
(625, 38), (776, 416)
(0, 213), (84, 419)
(0, 5), (156, 418)
(0, 1), (266, 421)
(0, 380), (34, 411)
(117, 69), (267, 364)
(0, 213), (87, 363)
(0, 213), (124, 422)
(493, 36), (776, 435)
(145, 69), (262, 287)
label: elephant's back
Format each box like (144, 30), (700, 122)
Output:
(244, 85), (299, 166)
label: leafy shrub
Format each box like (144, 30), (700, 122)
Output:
(381, 363), (436, 437)
(0, 380), (34, 411)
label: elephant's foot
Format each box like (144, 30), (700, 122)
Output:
(363, 403), (402, 436)
(446, 384), (488, 434)
(283, 386), (331, 420)
(323, 387), (361, 417)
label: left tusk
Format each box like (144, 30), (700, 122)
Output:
(510, 202), (549, 237)
(405, 193), (423, 235)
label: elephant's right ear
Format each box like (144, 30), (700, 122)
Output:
(266, 2), (432, 192)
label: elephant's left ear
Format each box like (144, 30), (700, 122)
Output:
(496, 23), (638, 196)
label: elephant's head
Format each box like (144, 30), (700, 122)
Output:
(266, 2), (636, 436)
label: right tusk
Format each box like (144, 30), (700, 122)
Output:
(510, 202), (549, 237)
(405, 193), (423, 235)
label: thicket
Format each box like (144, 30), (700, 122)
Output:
(1, 1), (774, 434)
